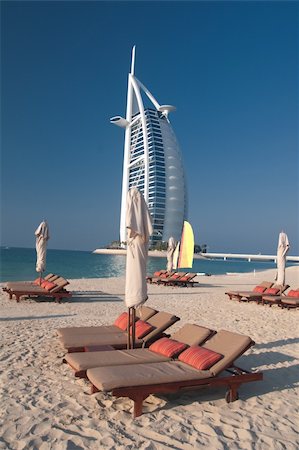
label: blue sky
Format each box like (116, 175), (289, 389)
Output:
(1, 1), (298, 254)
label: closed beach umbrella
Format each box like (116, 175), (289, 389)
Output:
(125, 188), (153, 348)
(35, 220), (50, 275)
(276, 231), (290, 285)
(167, 236), (176, 272)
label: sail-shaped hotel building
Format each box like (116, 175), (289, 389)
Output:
(111, 47), (187, 247)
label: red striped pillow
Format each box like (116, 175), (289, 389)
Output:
(171, 274), (181, 280)
(130, 320), (154, 339)
(149, 337), (188, 358)
(179, 276), (188, 281)
(288, 290), (299, 298)
(114, 312), (129, 331)
(33, 278), (45, 286)
(178, 346), (223, 370)
(253, 286), (266, 293)
(41, 281), (57, 291)
(264, 287), (280, 294)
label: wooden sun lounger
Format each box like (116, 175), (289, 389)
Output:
(225, 281), (273, 301)
(147, 271), (175, 284)
(63, 324), (215, 378)
(87, 330), (263, 418)
(262, 288), (299, 308)
(56, 305), (158, 339)
(146, 270), (167, 283)
(281, 297), (299, 309)
(3, 273), (60, 292)
(3, 276), (72, 303)
(239, 284), (289, 303)
(158, 272), (187, 286)
(170, 273), (198, 287)
(60, 311), (180, 353)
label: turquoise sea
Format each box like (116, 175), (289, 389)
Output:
(1, 247), (297, 282)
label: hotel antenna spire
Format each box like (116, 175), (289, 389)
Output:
(130, 45), (136, 76)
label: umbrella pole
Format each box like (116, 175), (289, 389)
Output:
(132, 307), (136, 349)
(127, 307), (131, 350)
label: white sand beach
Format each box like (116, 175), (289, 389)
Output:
(0, 266), (298, 449)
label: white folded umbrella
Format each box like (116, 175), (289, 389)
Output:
(35, 220), (50, 275)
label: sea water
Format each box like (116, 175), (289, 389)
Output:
(1, 247), (296, 282)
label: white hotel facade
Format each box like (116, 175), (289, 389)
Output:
(110, 47), (187, 247)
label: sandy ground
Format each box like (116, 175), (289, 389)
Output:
(0, 266), (298, 450)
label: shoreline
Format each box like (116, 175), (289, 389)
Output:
(93, 248), (207, 259)
(93, 248), (299, 262)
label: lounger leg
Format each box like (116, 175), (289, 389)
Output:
(91, 384), (100, 394)
(225, 383), (240, 403)
(131, 393), (148, 418)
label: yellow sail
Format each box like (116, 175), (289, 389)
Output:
(178, 221), (194, 268)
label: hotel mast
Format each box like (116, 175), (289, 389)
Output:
(110, 47), (187, 246)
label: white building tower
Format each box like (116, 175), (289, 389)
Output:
(110, 47), (187, 247)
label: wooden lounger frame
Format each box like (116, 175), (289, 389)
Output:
(3, 287), (72, 303)
(225, 281), (274, 302)
(3, 276), (72, 303)
(90, 365), (263, 418)
(89, 341), (263, 418)
(169, 273), (198, 287)
(147, 271), (175, 284)
(63, 327), (215, 378)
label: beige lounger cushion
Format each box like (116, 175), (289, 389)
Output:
(50, 278), (69, 293)
(262, 295), (281, 303)
(57, 325), (121, 338)
(281, 297), (299, 306)
(171, 324), (213, 346)
(143, 312), (179, 343)
(203, 330), (252, 376)
(65, 348), (170, 371)
(136, 306), (158, 321)
(60, 310), (178, 350)
(61, 332), (143, 349)
(64, 323), (214, 371)
(56, 306), (157, 337)
(87, 361), (211, 392)
(6, 282), (41, 289)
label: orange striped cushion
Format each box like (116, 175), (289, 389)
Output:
(33, 278), (45, 286)
(41, 281), (57, 291)
(288, 290), (299, 298)
(264, 287), (280, 294)
(114, 312), (129, 331)
(171, 274), (181, 280)
(179, 276), (188, 281)
(130, 320), (154, 339)
(149, 337), (188, 358)
(178, 346), (223, 370)
(253, 286), (266, 293)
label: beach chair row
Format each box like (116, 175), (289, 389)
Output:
(3, 273), (72, 303)
(57, 305), (263, 418)
(225, 281), (299, 309)
(147, 270), (198, 287)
